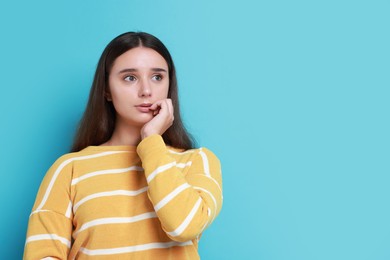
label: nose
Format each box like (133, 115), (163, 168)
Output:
(138, 78), (152, 97)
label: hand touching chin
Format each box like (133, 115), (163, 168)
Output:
(141, 99), (174, 139)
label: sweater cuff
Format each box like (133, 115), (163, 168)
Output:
(137, 134), (167, 162)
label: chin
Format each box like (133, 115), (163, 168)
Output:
(133, 114), (154, 126)
(117, 113), (154, 128)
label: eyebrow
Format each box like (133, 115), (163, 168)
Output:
(118, 68), (168, 74)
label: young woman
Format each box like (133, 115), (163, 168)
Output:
(24, 32), (223, 259)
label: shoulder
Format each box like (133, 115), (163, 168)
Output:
(47, 147), (106, 172)
(167, 146), (220, 164)
(198, 147), (220, 162)
(50, 149), (90, 166)
(53, 146), (133, 163)
(43, 151), (83, 177)
(48, 152), (79, 168)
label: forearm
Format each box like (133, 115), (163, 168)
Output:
(137, 135), (222, 242)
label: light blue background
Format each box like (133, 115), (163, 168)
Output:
(1, 1), (389, 259)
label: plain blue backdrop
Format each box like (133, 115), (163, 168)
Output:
(1, 0), (389, 259)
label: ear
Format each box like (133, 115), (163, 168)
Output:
(105, 91), (112, 101)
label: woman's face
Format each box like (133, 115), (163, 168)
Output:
(108, 47), (169, 128)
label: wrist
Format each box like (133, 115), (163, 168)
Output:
(137, 134), (166, 160)
(141, 129), (157, 140)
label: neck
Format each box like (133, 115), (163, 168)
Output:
(102, 121), (142, 146)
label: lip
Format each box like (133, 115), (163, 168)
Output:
(135, 103), (152, 113)
(136, 103), (152, 107)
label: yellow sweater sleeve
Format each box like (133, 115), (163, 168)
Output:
(137, 135), (223, 242)
(23, 155), (74, 260)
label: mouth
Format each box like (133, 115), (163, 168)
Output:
(135, 103), (153, 113)
(135, 103), (152, 108)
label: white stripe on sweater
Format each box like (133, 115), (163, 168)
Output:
(147, 162), (176, 183)
(199, 149), (210, 177)
(79, 241), (193, 256)
(146, 161), (192, 183)
(167, 198), (202, 237)
(73, 187), (148, 212)
(168, 149), (196, 155)
(154, 183), (190, 212)
(199, 211), (210, 233)
(193, 186), (218, 219)
(176, 161), (192, 168)
(35, 151), (128, 212)
(29, 209), (51, 217)
(71, 166), (143, 186)
(65, 201), (72, 218)
(26, 234), (71, 248)
(74, 212), (157, 236)
(193, 174), (222, 195)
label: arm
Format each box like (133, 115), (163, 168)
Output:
(137, 135), (223, 242)
(23, 155), (74, 260)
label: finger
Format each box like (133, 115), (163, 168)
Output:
(150, 99), (172, 119)
(163, 99), (173, 120)
(150, 101), (161, 111)
(166, 99), (174, 118)
(149, 100), (164, 117)
(153, 99), (169, 113)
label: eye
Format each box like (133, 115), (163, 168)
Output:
(152, 74), (163, 81)
(124, 75), (137, 82)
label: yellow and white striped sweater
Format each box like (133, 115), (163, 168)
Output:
(24, 134), (222, 259)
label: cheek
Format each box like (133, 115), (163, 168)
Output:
(110, 87), (136, 108)
(159, 83), (170, 98)
(163, 88), (169, 98)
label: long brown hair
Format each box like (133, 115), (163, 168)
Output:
(71, 32), (195, 152)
